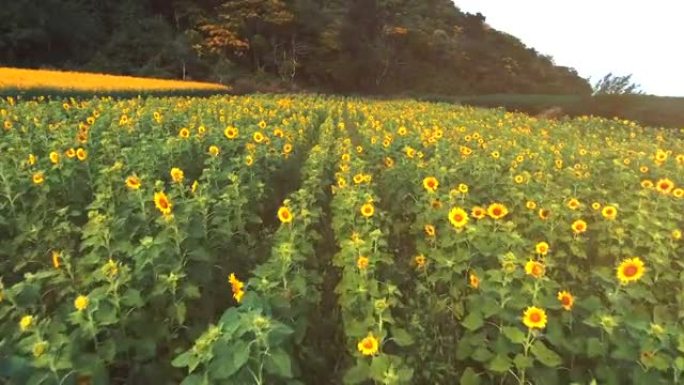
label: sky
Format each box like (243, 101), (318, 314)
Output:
(453, 1), (684, 96)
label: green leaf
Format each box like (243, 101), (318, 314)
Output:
(391, 327), (414, 347)
(343, 361), (370, 385)
(369, 355), (390, 382)
(502, 326), (526, 344)
(471, 347), (493, 362)
(461, 311), (484, 331)
(488, 354), (511, 373)
(180, 374), (203, 385)
(586, 337), (606, 358)
(232, 340), (250, 369)
(531, 341), (562, 367)
(121, 289), (143, 307)
(171, 352), (192, 368)
(459, 367), (481, 385)
(265, 348), (293, 378)
(513, 354), (534, 369)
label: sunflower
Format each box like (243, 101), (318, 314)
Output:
(245, 155), (254, 166)
(125, 175), (141, 190)
(616, 257), (645, 285)
(178, 128), (190, 139)
(384, 157), (395, 168)
(357, 333), (380, 356)
(601, 205), (617, 220)
(424, 224), (436, 237)
(640, 166), (648, 173)
(74, 295), (89, 311)
(283, 143), (293, 155)
(65, 148), (76, 158)
(208, 145), (220, 156)
(591, 202), (601, 210)
(228, 273), (245, 303)
(514, 174), (525, 184)
(491, 151), (500, 159)
(258, 120), (267, 129)
(471, 206), (486, 219)
(522, 306), (547, 329)
(655, 178), (674, 194)
(357, 256), (369, 270)
(353, 174), (364, 184)
(641, 179), (654, 189)
(191, 181), (199, 194)
(571, 219), (587, 234)
(19, 315), (34, 332)
(50, 250), (61, 269)
(469, 272), (480, 288)
(27, 154), (37, 166)
(32, 171), (45, 185)
(557, 291), (575, 311)
(487, 203), (509, 220)
(458, 183), (469, 194)
(673, 229), (682, 240)
(423, 176), (439, 193)
(153, 191), (172, 215)
(414, 254), (426, 269)
(535, 242), (549, 256)
(448, 207), (469, 228)
(224, 126), (239, 139)
(567, 198), (581, 210)
(360, 203), (375, 218)
(170, 167), (184, 184)
(49, 151), (60, 164)
(673, 188), (684, 198)
(277, 206), (293, 223)
(76, 148), (87, 161)
(525, 260), (545, 278)
(526, 201), (536, 210)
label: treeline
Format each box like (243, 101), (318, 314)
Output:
(0, 0), (592, 95)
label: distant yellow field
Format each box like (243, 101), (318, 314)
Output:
(0, 67), (229, 92)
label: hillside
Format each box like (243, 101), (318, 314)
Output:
(0, 0), (591, 95)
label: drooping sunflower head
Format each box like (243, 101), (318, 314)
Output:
(32, 171), (45, 185)
(522, 306), (547, 329)
(153, 191), (172, 215)
(424, 224), (436, 237)
(357, 333), (380, 356)
(616, 257), (645, 285)
(125, 175), (141, 190)
(49, 151), (60, 164)
(357, 256), (369, 270)
(170, 167), (184, 184)
(487, 203), (509, 220)
(414, 254), (426, 268)
(557, 291), (575, 311)
(469, 272), (480, 288)
(448, 207), (469, 228)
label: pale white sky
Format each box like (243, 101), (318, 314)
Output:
(454, 1), (684, 96)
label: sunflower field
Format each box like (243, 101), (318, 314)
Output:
(0, 94), (683, 385)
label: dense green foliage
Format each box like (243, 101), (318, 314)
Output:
(0, 0), (591, 95)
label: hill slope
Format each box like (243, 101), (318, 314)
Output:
(0, 0), (590, 95)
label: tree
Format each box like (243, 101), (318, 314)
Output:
(593, 73), (643, 95)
